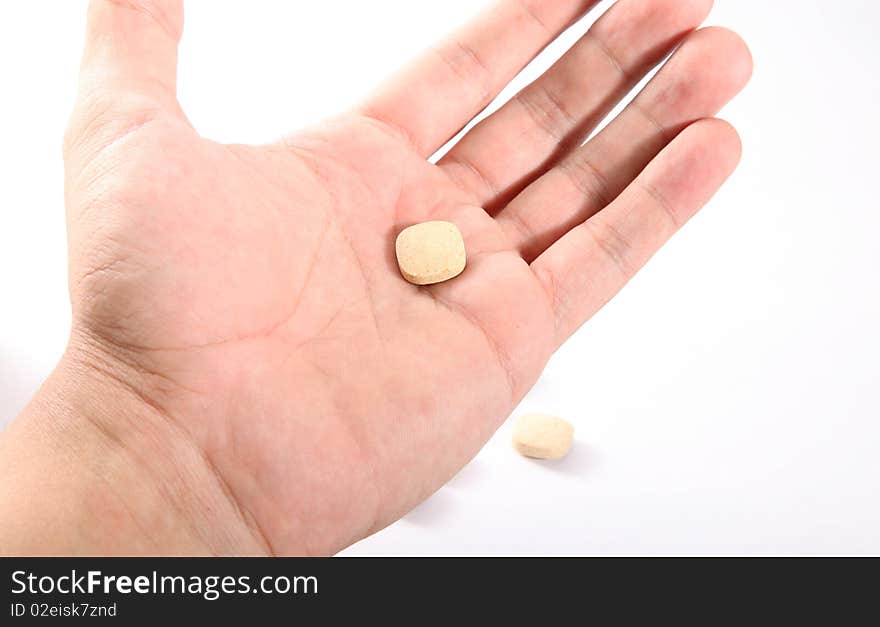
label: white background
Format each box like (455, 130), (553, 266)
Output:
(0, 1), (878, 555)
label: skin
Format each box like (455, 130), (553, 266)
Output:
(0, 0), (751, 555)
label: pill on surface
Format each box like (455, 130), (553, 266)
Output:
(512, 413), (574, 460)
(395, 221), (466, 285)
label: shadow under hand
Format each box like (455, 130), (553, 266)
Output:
(0, 348), (49, 430)
(402, 488), (458, 527)
(403, 459), (488, 526)
(524, 440), (596, 476)
(445, 459), (485, 491)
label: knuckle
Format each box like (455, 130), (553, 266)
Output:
(516, 84), (576, 142)
(63, 89), (165, 170)
(584, 219), (636, 278)
(559, 154), (613, 209)
(431, 39), (493, 106)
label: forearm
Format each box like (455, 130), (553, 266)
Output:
(0, 341), (267, 556)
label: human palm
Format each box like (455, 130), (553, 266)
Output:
(62, 0), (751, 554)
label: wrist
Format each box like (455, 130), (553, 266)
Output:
(0, 334), (269, 556)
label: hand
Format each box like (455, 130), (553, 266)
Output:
(2, 0), (751, 555)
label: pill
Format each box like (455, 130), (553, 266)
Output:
(395, 221), (466, 285)
(512, 413), (574, 460)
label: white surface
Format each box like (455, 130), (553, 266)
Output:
(0, 1), (878, 556)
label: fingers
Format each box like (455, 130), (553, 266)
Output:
(357, 0), (600, 157)
(531, 118), (743, 345)
(440, 0), (712, 209)
(498, 27), (752, 259)
(79, 0), (184, 106)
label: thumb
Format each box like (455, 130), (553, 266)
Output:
(80, 0), (184, 105)
(65, 1), (187, 169)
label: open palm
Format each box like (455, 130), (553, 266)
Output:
(63, 0), (751, 554)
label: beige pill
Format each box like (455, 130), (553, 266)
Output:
(395, 221), (466, 285)
(512, 413), (574, 460)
